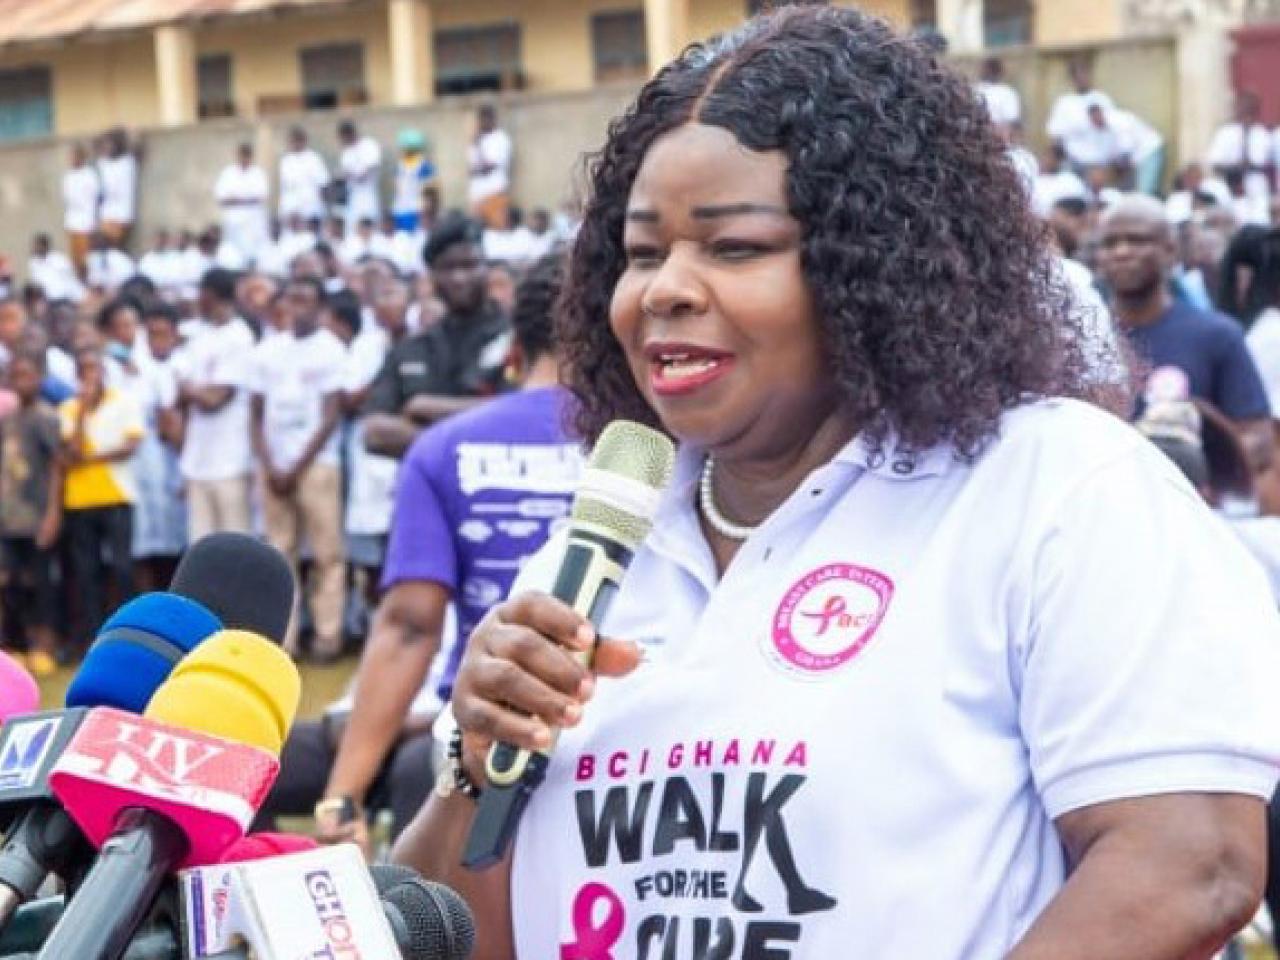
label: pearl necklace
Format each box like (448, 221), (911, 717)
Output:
(698, 457), (758, 541)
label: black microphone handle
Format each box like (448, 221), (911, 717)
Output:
(0, 897), (63, 955)
(35, 809), (187, 960)
(0, 803), (88, 931)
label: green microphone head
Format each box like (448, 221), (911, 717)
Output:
(573, 421), (676, 550)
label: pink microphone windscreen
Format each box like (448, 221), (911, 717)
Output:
(0, 652), (40, 724)
(219, 832), (320, 864)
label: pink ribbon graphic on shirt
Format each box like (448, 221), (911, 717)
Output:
(560, 882), (625, 960)
(799, 595), (851, 637)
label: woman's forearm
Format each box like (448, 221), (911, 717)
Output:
(392, 791), (515, 960)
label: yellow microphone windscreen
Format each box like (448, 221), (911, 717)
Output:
(144, 630), (301, 755)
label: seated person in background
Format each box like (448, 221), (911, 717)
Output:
(362, 214), (512, 458)
(1098, 194), (1273, 471)
(312, 255), (580, 853)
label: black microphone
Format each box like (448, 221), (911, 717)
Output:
(463, 420), (675, 869)
(170, 532), (297, 645)
(378, 870), (476, 960)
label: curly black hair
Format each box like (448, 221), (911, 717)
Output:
(513, 254), (563, 362)
(558, 5), (1102, 461)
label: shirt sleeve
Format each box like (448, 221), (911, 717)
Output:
(1212, 322), (1272, 420)
(380, 429), (457, 592)
(1018, 448), (1280, 820)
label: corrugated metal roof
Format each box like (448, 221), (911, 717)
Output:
(0, 0), (359, 49)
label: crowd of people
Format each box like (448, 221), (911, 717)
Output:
(0, 199), (576, 678)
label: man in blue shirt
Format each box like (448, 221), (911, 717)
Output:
(1098, 195), (1273, 470)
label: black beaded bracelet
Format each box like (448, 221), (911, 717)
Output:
(448, 725), (482, 801)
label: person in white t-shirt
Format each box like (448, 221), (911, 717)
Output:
(338, 120), (382, 233)
(339, 217), (376, 268)
(27, 234), (84, 304)
(1046, 56), (1116, 169)
(1208, 93), (1273, 208)
(278, 213), (318, 265)
(976, 56), (1020, 129)
(136, 228), (182, 294)
(62, 142), (99, 275)
(394, 12), (1280, 958)
(250, 274), (347, 661)
(172, 267), (256, 541)
(467, 104), (514, 229)
(96, 128), (137, 250)
(85, 233), (135, 293)
(278, 126), (330, 223)
(482, 207), (542, 265)
(1032, 144), (1090, 217)
(216, 143), (271, 265)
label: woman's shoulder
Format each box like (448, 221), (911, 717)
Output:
(973, 398), (1162, 500)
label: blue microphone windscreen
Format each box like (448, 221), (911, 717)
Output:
(65, 593), (222, 713)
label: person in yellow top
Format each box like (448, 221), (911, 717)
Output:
(59, 346), (143, 651)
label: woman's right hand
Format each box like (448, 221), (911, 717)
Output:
(451, 592), (642, 776)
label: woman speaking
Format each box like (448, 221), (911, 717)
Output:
(394, 7), (1280, 958)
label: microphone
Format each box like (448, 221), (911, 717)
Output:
(0, 864), (475, 959)
(0, 533), (296, 933)
(0, 593), (222, 930)
(170, 533), (297, 645)
(180, 846), (474, 959)
(0, 653), (39, 726)
(463, 420), (675, 869)
(376, 869), (476, 960)
(36, 629), (300, 960)
(181, 843), (405, 958)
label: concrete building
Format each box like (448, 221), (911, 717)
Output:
(0, 0), (1170, 142)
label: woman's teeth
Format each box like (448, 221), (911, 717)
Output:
(661, 357), (717, 378)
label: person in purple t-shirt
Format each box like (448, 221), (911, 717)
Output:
(312, 255), (580, 852)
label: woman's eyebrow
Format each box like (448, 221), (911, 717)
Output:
(624, 202), (789, 223)
(691, 202), (788, 219)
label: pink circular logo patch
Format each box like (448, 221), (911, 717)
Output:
(768, 563), (894, 677)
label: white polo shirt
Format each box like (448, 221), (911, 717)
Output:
(509, 398), (1280, 959)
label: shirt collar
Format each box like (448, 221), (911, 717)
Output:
(646, 426), (955, 557)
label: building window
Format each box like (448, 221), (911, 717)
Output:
(435, 23), (523, 95)
(592, 10), (647, 83)
(198, 54), (235, 119)
(300, 43), (367, 110)
(0, 66), (51, 141)
(984, 0), (1031, 46)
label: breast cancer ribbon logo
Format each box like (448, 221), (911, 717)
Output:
(799, 595), (853, 637)
(769, 562), (894, 677)
(560, 882), (625, 960)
